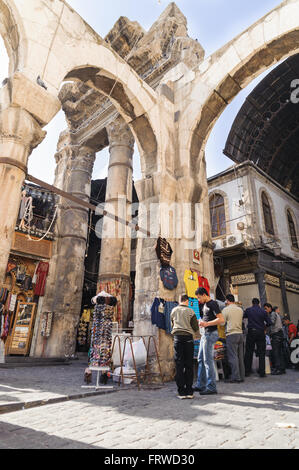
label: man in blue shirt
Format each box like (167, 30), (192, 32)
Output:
(244, 298), (271, 377)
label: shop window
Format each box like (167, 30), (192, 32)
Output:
(287, 210), (298, 249)
(262, 192), (274, 236)
(210, 193), (226, 238)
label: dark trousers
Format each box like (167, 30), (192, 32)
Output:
(244, 329), (266, 376)
(270, 330), (285, 372)
(226, 333), (245, 381)
(174, 335), (194, 395)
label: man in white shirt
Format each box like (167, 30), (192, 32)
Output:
(222, 294), (245, 383)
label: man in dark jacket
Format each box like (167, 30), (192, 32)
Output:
(264, 303), (285, 375)
(244, 298), (271, 377)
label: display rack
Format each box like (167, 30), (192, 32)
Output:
(111, 334), (165, 390)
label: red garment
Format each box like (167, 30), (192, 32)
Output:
(198, 276), (210, 295)
(288, 323), (297, 340)
(34, 262), (49, 296)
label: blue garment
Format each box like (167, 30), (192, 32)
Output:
(195, 330), (218, 392)
(188, 298), (200, 320)
(244, 305), (271, 331)
(151, 298), (166, 330)
(164, 301), (179, 334)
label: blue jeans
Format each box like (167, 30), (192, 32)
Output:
(195, 330), (218, 392)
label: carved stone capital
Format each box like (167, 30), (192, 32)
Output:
(106, 117), (134, 149)
(0, 106), (46, 152)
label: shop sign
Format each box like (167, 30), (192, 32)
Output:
(11, 232), (52, 259)
(193, 250), (200, 265)
(231, 273), (255, 285)
(9, 302), (37, 355)
(285, 280), (299, 293)
(265, 274), (280, 288)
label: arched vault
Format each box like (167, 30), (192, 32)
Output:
(0, 0), (160, 175)
(179, 0), (299, 185)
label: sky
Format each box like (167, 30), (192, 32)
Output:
(0, 0), (282, 184)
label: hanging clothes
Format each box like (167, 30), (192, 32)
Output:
(151, 298), (166, 330)
(155, 237), (173, 267)
(184, 270), (199, 298)
(160, 266), (178, 291)
(164, 301), (179, 334)
(34, 262), (49, 296)
(198, 276), (210, 295)
(188, 298), (200, 320)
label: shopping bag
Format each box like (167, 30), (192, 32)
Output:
(123, 338), (147, 367)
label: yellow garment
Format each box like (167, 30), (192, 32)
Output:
(217, 324), (226, 339)
(184, 270), (199, 298)
(81, 309), (91, 322)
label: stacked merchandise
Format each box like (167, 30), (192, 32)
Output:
(214, 341), (226, 361)
(89, 295), (117, 368)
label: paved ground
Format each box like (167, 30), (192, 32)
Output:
(0, 357), (298, 449)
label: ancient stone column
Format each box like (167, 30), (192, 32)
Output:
(34, 143), (95, 358)
(0, 106), (45, 283)
(98, 117), (134, 328)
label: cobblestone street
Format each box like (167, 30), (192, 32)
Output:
(0, 360), (298, 450)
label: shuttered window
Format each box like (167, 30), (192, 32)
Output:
(287, 210), (298, 249)
(262, 192), (274, 235)
(210, 194), (226, 238)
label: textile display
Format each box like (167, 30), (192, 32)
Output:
(198, 276), (210, 295)
(77, 309), (92, 346)
(160, 266), (178, 291)
(164, 301), (179, 334)
(184, 270), (199, 298)
(188, 298), (200, 320)
(155, 237), (173, 267)
(151, 298), (166, 330)
(33, 262), (49, 296)
(151, 298), (179, 334)
(98, 280), (122, 324)
(89, 302), (115, 368)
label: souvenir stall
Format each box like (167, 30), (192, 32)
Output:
(0, 255), (50, 359)
(149, 236), (230, 381)
(83, 291), (117, 389)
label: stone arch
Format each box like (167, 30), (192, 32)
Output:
(184, 0), (299, 175)
(0, 0), (159, 176)
(0, 0), (26, 75)
(64, 66), (158, 177)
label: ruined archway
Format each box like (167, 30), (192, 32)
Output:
(183, 0), (299, 177)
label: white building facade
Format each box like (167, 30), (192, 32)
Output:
(208, 161), (299, 323)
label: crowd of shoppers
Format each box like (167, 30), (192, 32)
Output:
(171, 289), (298, 399)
